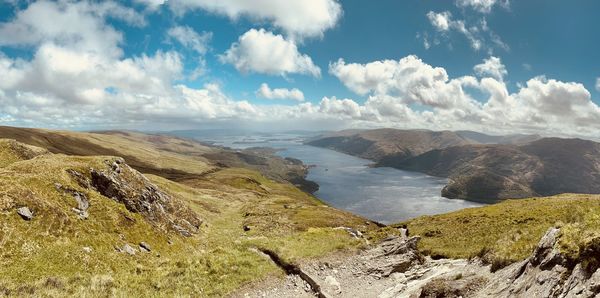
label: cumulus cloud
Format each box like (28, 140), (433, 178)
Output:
(256, 83), (305, 101)
(0, 1), (145, 57)
(167, 26), (212, 55)
(0, 0), (259, 127)
(474, 56), (507, 81)
(1, 1), (600, 139)
(327, 55), (600, 137)
(596, 78), (600, 92)
(221, 29), (321, 77)
(455, 0), (509, 13)
(167, 0), (342, 39)
(329, 56), (479, 110)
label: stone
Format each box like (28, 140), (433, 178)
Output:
(90, 159), (202, 236)
(243, 225), (251, 232)
(139, 242), (151, 252)
(17, 206), (33, 220)
(82, 247), (93, 253)
(120, 243), (137, 255)
(71, 191), (90, 219)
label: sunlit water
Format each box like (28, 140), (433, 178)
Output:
(192, 133), (484, 224)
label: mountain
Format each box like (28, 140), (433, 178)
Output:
(456, 130), (541, 144)
(306, 128), (473, 161)
(2, 126), (600, 296)
(395, 138), (600, 202)
(0, 127), (378, 296)
(309, 128), (600, 202)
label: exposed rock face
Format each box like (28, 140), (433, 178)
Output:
(241, 228), (600, 298)
(366, 236), (424, 277)
(89, 158), (202, 236)
(480, 228), (600, 298)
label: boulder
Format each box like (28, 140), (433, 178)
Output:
(121, 244), (137, 255)
(366, 236), (424, 277)
(16, 206), (33, 220)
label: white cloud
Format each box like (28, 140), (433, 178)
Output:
(426, 11), (483, 51)
(427, 11), (452, 31)
(327, 55), (600, 137)
(168, 0), (342, 39)
(455, 0), (509, 13)
(256, 83), (305, 102)
(329, 56), (479, 110)
(135, 0), (167, 10)
(425, 11), (508, 52)
(596, 78), (600, 92)
(318, 97), (363, 118)
(474, 56), (507, 81)
(0, 1), (145, 58)
(221, 29), (321, 77)
(167, 26), (212, 55)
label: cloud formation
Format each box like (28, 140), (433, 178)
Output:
(167, 26), (212, 55)
(455, 0), (510, 13)
(221, 29), (321, 77)
(474, 56), (507, 81)
(256, 83), (305, 101)
(167, 0), (342, 39)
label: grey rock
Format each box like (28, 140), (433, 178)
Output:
(17, 206), (33, 220)
(139, 242), (151, 252)
(121, 244), (137, 255)
(90, 159), (202, 236)
(71, 191), (90, 219)
(366, 236), (423, 277)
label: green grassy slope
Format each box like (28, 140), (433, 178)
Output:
(401, 194), (600, 270)
(0, 138), (383, 296)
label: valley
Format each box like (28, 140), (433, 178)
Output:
(1, 126), (600, 297)
(308, 129), (600, 203)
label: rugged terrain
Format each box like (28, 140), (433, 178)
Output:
(0, 127), (386, 296)
(242, 195), (600, 298)
(397, 138), (600, 202)
(308, 129), (600, 202)
(2, 126), (600, 297)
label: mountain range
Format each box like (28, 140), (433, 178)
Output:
(307, 129), (600, 202)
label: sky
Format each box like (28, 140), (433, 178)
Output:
(1, 0), (600, 137)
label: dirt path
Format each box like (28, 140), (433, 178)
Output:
(234, 231), (490, 298)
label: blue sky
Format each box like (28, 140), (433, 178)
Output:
(1, 0), (600, 137)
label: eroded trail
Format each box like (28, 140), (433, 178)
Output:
(237, 228), (600, 298)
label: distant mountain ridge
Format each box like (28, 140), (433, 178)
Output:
(307, 129), (600, 203)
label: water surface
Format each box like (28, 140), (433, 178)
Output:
(195, 133), (484, 224)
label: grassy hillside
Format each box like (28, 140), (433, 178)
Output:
(401, 194), (600, 270)
(0, 134), (386, 296)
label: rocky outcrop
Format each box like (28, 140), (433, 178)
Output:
(88, 158), (202, 236)
(366, 236), (424, 277)
(480, 228), (600, 297)
(241, 228), (600, 298)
